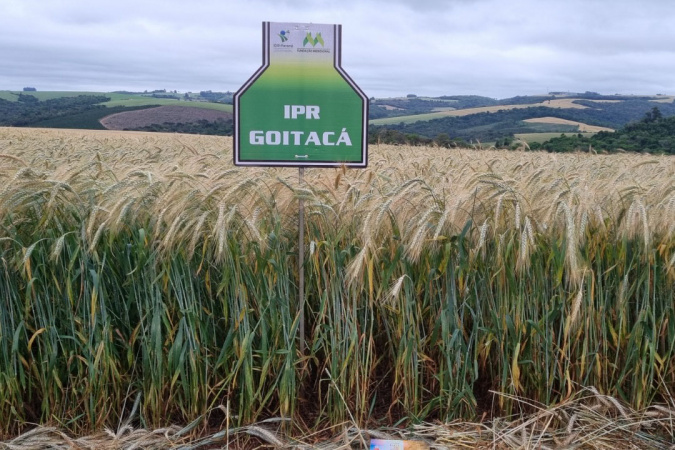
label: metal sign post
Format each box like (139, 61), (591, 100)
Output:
(298, 167), (305, 353)
(233, 21), (368, 354)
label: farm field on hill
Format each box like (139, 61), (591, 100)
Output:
(0, 90), (108, 102)
(100, 105), (232, 130)
(101, 96), (233, 111)
(0, 90), (233, 112)
(522, 117), (614, 132)
(514, 131), (598, 143)
(370, 98), (593, 125)
(651, 96), (675, 103)
(0, 127), (674, 447)
(513, 118), (615, 145)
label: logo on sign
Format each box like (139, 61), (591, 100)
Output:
(303, 32), (324, 47)
(278, 30), (290, 42)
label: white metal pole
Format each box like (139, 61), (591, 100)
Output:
(298, 167), (305, 354)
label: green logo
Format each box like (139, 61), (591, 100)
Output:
(278, 30), (290, 42)
(303, 32), (324, 47)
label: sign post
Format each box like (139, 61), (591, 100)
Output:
(298, 167), (305, 352)
(234, 21), (368, 353)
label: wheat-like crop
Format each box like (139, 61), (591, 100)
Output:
(0, 127), (673, 438)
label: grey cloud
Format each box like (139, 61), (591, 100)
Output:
(1, 0), (675, 98)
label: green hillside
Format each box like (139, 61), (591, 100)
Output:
(0, 91), (104, 101)
(370, 98), (675, 145)
(0, 91), (232, 130)
(102, 97), (231, 112)
(2, 90), (674, 152)
(0, 90), (232, 112)
(0, 95), (112, 127)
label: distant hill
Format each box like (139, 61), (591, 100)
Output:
(0, 90), (233, 133)
(2, 90), (675, 151)
(0, 90), (233, 109)
(369, 93), (675, 146)
(370, 92), (675, 124)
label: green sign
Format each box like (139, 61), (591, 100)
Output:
(234, 22), (369, 167)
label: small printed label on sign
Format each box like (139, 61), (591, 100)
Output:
(369, 438), (430, 450)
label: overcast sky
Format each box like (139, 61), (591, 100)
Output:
(1, 0), (674, 99)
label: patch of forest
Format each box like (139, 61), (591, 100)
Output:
(532, 107), (675, 154)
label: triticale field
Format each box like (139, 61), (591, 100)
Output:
(1, 127), (674, 447)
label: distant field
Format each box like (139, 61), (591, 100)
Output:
(0, 91), (185, 103)
(370, 98), (591, 125)
(514, 131), (599, 143)
(100, 105), (232, 130)
(543, 98), (591, 109)
(583, 99), (622, 104)
(379, 105), (405, 111)
(0, 90), (233, 112)
(372, 111), (451, 124)
(102, 97), (232, 112)
(0, 90), (105, 101)
(523, 117), (614, 132)
(384, 96), (458, 103)
(651, 96), (675, 103)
